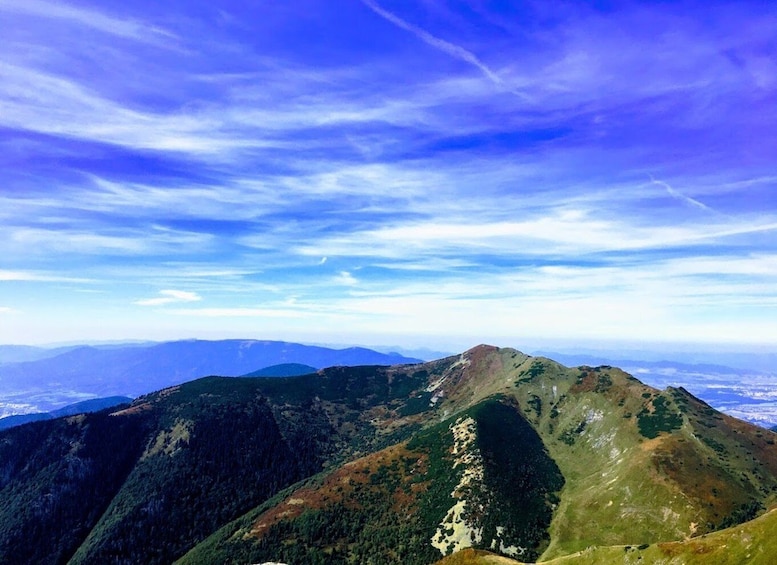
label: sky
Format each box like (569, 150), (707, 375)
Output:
(1, 0), (776, 350)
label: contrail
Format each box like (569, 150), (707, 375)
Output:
(359, 0), (503, 86)
(649, 175), (714, 213)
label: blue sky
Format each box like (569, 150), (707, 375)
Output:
(1, 0), (776, 349)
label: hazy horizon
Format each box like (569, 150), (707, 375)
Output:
(5, 335), (777, 367)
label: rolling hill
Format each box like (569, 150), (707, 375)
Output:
(1, 345), (776, 564)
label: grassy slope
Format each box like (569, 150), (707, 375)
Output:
(462, 353), (777, 558)
(454, 353), (677, 553)
(518, 363), (711, 557)
(177, 395), (564, 565)
(434, 548), (521, 564)
(67, 379), (317, 565)
(176, 435), (451, 564)
(420, 347), (777, 559)
(68, 364), (440, 564)
(437, 506), (777, 564)
(180, 345), (777, 564)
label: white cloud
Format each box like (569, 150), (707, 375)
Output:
(0, 63), (278, 157)
(0, 0), (175, 44)
(11, 228), (145, 254)
(4, 224), (213, 257)
(0, 59), (473, 162)
(0, 270), (43, 282)
(0, 269), (92, 283)
(360, 0), (504, 87)
(650, 176), (715, 213)
(336, 271), (359, 286)
(135, 290), (202, 306)
(295, 206), (777, 261)
(0, 2), (775, 348)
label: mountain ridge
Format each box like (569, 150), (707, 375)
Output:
(1, 344), (776, 564)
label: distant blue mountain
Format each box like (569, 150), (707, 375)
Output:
(0, 344), (80, 364)
(0, 396), (132, 431)
(0, 413), (49, 429)
(47, 396), (134, 418)
(0, 340), (422, 401)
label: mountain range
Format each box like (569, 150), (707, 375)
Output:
(0, 339), (421, 417)
(2, 345), (777, 564)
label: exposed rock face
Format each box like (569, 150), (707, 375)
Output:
(431, 416), (486, 555)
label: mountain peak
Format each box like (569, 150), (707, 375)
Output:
(463, 343), (501, 355)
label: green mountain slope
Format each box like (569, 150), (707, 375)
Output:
(178, 345), (777, 564)
(2, 345), (777, 564)
(67, 365), (441, 565)
(0, 411), (149, 564)
(0, 363), (435, 565)
(435, 506), (777, 565)
(505, 361), (777, 558)
(178, 396), (563, 564)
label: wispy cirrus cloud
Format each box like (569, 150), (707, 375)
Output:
(0, 269), (93, 283)
(0, 61), (449, 160)
(0, 0), (176, 43)
(0, 63), (271, 156)
(649, 176), (715, 213)
(294, 208), (777, 261)
(359, 0), (504, 87)
(4, 224), (213, 257)
(1, 1), (775, 346)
